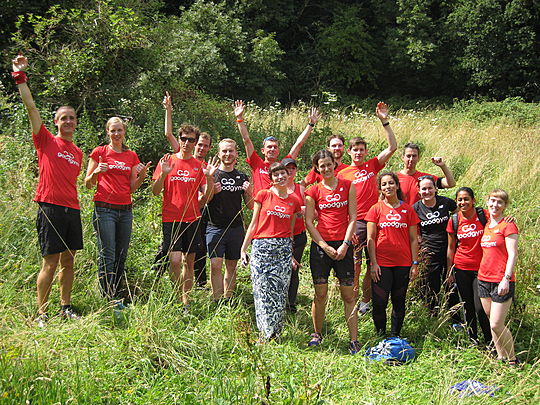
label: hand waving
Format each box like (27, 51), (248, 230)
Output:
(234, 100), (245, 119)
(12, 54), (28, 72)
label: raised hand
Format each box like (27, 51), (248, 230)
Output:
(163, 91), (172, 111)
(160, 154), (173, 175)
(234, 100), (245, 119)
(12, 54), (28, 72)
(375, 102), (389, 122)
(308, 107), (321, 125)
(203, 156), (220, 178)
(94, 156), (109, 174)
(135, 161), (152, 176)
(431, 157), (446, 167)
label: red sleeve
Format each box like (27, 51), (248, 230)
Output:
(90, 146), (102, 162)
(446, 219), (454, 234)
(408, 207), (420, 225)
(152, 163), (162, 181)
(374, 157), (385, 172)
(131, 151), (141, 167)
(364, 204), (378, 223)
(32, 123), (53, 151)
(254, 189), (268, 204)
(304, 169), (318, 185)
(503, 222), (519, 236)
(246, 151), (262, 170)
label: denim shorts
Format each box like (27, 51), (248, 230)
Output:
(206, 224), (245, 260)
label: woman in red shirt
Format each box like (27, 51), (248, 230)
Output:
(241, 162), (301, 341)
(305, 150), (359, 354)
(478, 189), (519, 365)
(365, 172), (419, 337)
(85, 117), (150, 306)
(446, 187), (492, 345)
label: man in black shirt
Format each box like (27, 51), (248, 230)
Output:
(206, 139), (253, 301)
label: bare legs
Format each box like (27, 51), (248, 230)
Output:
(210, 257), (237, 300)
(37, 250), (76, 314)
(312, 283), (358, 341)
(481, 298), (516, 361)
(169, 251), (195, 305)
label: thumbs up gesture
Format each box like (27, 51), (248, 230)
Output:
(94, 156), (109, 174)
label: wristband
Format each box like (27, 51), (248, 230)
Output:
(504, 274), (511, 281)
(382, 122), (390, 127)
(343, 240), (352, 247)
(236, 119), (244, 123)
(412, 261), (419, 265)
(11, 71), (28, 85)
(308, 122), (315, 127)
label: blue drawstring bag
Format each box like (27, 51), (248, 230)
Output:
(449, 380), (499, 398)
(365, 337), (415, 363)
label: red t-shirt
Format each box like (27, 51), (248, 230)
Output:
(90, 146), (140, 205)
(253, 189), (302, 239)
(478, 221), (518, 282)
(304, 162), (348, 186)
(152, 155), (206, 223)
(337, 157), (385, 220)
(446, 210), (487, 271)
(305, 178), (352, 241)
(33, 124), (82, 210)
(365, 201), (419, 267)
(398, 171), (439, 206)
(290, 183), (306, 235)
(247, 151), (292, 197)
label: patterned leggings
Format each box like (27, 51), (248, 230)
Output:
(251, 237), (292, 339)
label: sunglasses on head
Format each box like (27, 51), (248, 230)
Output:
(418, 175), (435, 182)
(263, 136), (278, 143)
(179, 136), (196, 143)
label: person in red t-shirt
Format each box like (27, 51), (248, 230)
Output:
(478, 189), (519, 365)
(398, 143), (456, 206)
(12, 54), (83, 325)
(233, 100), (320, 196)
(152, 123), (218, 309)
(337, 102), (398, 316)
(446, 187), (492, 345)
(85, 117), (151, 306)
(365, 172), (419, 337)
(241, 163), (301, 340)
(303, 134), (348, 186)
(158, 92), (213, 288)
(305, 150), (360, 354)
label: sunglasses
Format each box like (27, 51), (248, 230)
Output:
(263, 136), (278, 143)
(418, 175), (435, 182)
(179, 136), (197, 143)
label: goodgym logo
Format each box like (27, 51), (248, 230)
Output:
(355, 170), (368, 178)
(426, 211), (440, 219)
(274, 205), (286, 212)
(462, 224), (476, 232)
(386, 213), (402, 221)
(221, 178), (235, 185)
(326, 194), (341, 202)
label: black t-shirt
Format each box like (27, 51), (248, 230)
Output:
(207, 168), (249, 228)
(413, 195), (457, 253)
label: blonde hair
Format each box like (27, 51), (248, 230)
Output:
(218, 138), (237, 151)
(199, 132), (212, 144)
(106, 116), (128, 151)
(489, 188), (510, 205)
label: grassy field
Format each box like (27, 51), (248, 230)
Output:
(0, 100), (539, 404)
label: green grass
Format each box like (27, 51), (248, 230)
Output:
(1, 101), (539, 404)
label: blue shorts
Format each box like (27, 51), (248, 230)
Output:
(206, 224), (245, 260)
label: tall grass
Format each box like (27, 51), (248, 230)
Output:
(0, 100), (539, 404)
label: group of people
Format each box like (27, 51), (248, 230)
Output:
(12, 54), (520, 364)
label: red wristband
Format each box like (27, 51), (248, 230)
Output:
(11, 71), (28, 85)
(236, 119), (244, 123)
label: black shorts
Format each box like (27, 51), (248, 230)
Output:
(206, 224), (244, 260)
(36, 202), (83, 257)
(309, 241), (354, 285)
(354, 219), (370, 264)
(162, 220), (202, 254)
(478, 279), (515, 303)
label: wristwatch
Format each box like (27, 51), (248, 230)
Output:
(412, 261), (419, 265)
(504, 274), (512, 281)
(343, 240), (352, 247)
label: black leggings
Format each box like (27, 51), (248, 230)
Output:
(454, 268), (492, 344)
(420, 252), (461, 323)
(372, 266), (410, 336)
(288, 232), (307, 307)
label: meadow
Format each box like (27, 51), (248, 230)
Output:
(0, 99), (539, 404)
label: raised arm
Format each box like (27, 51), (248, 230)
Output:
(152, 154), (172, 195)
(85, 156), (109, 189)
(431, 157), (456, 189)
(288, 107), (321, 159)
(163, 92), (179, 153)
(12, 55), (42, 134)
(234, 100), (255, 158)
(375, 102), (397, 165)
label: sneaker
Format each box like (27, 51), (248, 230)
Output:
(308, 333), (322, 347)
(349, 340), (362, 355)
(60, 307), (81, 320)
(507, 358), (521, 367)
(451, 323), (465, 332)
(114, 301), (128, 311)
(356, 301), (371, 315)
(34, 313), (48, 328)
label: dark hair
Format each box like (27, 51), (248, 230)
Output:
(377, 171), (404, 201)
(326, 134), (345, 147)
(178, 124), (201, 141)
(268, 162), (288, 180)
(417, 175), (436, 188)
(348, 136), (367, 150)
(403, 142), (421, 155)
(455, 186), (475, 200)
(312, 149), (336, 174)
